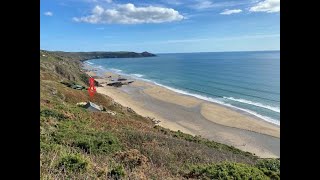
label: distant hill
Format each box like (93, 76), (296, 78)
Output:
(40, 50), (156, 61)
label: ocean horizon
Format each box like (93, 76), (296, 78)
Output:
(86, 50), (280, 125)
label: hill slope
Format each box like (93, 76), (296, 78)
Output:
(40, 50), (280, 179)
(41, 50), (156, 62)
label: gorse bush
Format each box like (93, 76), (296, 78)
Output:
(115, 149), (148, 170)
(109, 165), (125, 179)
(256, 159), (280, 172)
(57, 153), (89, 172)
(52, 120), (121, 154)
(256, 159), (280, 180)
(40, 109), (67, 121)
(72, 131), (121, 154)
(187, 162), (269, 180)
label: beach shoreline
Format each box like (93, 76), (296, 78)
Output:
(83, 64), (280, 158)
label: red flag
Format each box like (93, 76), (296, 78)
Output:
(88, 77), (96, 98)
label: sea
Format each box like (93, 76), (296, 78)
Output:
(86, 51), (280, 125)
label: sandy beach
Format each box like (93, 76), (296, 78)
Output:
(85, 66), (280, 158)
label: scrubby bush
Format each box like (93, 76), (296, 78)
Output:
(40, 109), (67, 121)
(256, 159), (280, 172)
(52, 120), (121, 154)
(57, 153), (89, 172)
(186, 162), (269, 180)
(256, 159), (280, 180)
(114, 149), (148, 170)
(109, 165), (125, 179)
(72, 131), (121, 154)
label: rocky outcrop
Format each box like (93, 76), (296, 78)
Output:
(107, 80), (134, 87)
(107, 82), (124, 87)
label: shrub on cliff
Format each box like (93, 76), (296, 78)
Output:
(109, 165), (126, 179)
(186, 162), (269, 180)
(57, 153), (89, 172)
(255, 159), (280, 179)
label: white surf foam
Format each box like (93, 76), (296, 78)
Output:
(110, 68), (123, 73)
(85, 61), (94, 65)
(131, 74), (144, 78)
(148, 82), (280, 126)
(223, 97), (280, 113)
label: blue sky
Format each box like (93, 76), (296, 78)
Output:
(40, 0), (280, 53)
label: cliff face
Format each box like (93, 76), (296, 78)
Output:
(40, 50), (156, 62)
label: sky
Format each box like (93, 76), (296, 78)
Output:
(40, 0), (280, 53)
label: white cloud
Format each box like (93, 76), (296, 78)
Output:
(44, 11), (53, 16)
(191, 0), (214, 10)
(105, 0), (112, 3)
(249, 0), (280, 13)
(73, 3), (184, 24)
(189, 0), (247, 10)
(220, 9), (242, 15)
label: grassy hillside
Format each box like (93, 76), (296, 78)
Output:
(40, 50), (280, 179)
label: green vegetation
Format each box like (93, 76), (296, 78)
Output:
(57, 153), (89, 172)
(51, 120), (121, 154)
(109, 165), (126, 179)
(186, 162), (269, 180)
(157, 127), (254, 157)
(40, 50), (279, 179)
(256, 159), (280, 179)
(40, 109), (68, 121)
(186, 159), (280, 180)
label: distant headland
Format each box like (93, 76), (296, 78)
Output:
(40, 50), (156, 61)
